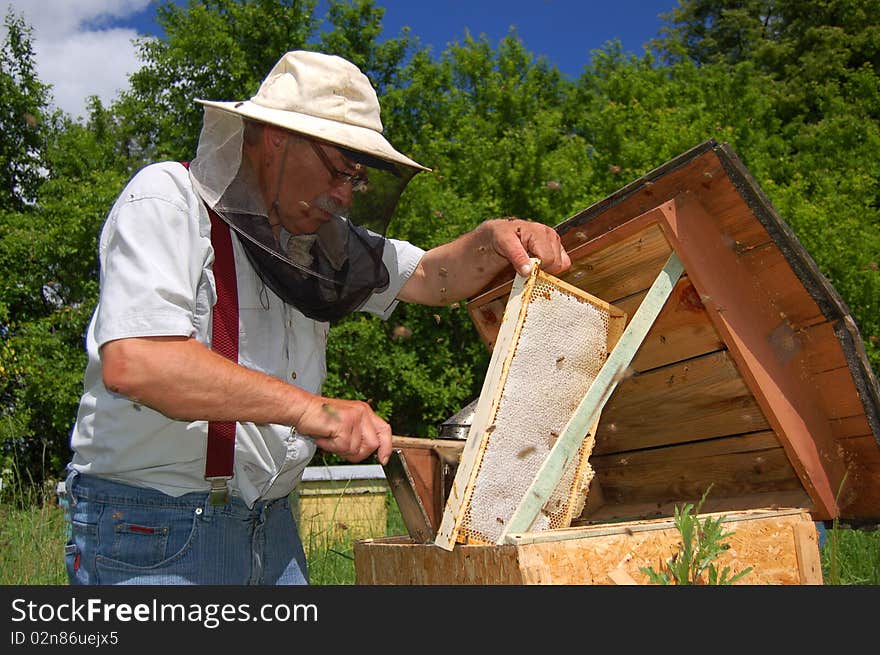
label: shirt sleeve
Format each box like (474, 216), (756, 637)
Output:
(358, 237), (425, 319)
(93, 164), (213, 347)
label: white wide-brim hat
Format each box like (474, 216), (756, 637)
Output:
(195, 50), (429, 172)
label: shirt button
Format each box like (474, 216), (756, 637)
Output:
(290, 371), (297, 380)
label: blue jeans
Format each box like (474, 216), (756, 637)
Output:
(62, 470), (309, 585)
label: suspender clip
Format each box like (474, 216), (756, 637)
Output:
(207, 477), (231, 506)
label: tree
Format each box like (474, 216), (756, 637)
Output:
(650, 0), (880, 369)
(0, 9), (51, 211)
(1, 89), (129, 494)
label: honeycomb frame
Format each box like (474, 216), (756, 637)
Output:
(435, 260), (626, 549)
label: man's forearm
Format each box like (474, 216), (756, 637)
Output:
(398, 217), (571, 306)
(399, 221), (511, 305)
(100, 335), (308, 426)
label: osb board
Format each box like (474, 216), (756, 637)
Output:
(354, 508), (821, 585)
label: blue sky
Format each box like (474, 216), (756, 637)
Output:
(1, 0), (679, 119)
(127, 0), (678, 79)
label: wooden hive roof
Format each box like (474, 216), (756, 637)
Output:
(466, 139), (880, 524)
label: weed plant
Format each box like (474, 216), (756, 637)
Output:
(639, 486), (753, 585)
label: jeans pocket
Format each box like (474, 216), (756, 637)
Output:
(111, 521), (171, 565)
(98, 505), (200, 572)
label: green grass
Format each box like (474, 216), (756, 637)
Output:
(0, 482), (68, 585)
(304, 492), (407, 585)
(1, 487), (876, 585)
(822, 522), (880, 585)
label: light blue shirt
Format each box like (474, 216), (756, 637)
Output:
(69, 162), (424, 507)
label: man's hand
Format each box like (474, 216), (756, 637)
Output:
(486, 217), (571, 277)
(295, 396), (393, 465)
(399, 216), (571, 306)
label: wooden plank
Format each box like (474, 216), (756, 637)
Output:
(838, 435), (880, 516)
(829, 414), (873, 440)
(660, 195), (845, 519)
(559, 220), (673, 306)
(607, 568), (639, 585)
(391, 435), (465, 461)
(396, 448), (442, 530)
(383, 450), (435, 543)
(592, 429), (781, 466)
(579, 489), (814, 523)
(615, 276), (725, 372)
(793, 522), (823, 584)
(812, 366), (866, 419)
(801, 320), (849, 374)
(738, 245), (826, 328)
(354, 537), (529, 585)
(501, 253), (683, 540)
(595, 350), (771, 454)
(594, 444), (802, 506)
(585, 432), (806, 519)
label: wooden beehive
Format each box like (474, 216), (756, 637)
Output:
(356, 140), (879, 585)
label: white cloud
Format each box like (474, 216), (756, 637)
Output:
(1, 0), (153, 120)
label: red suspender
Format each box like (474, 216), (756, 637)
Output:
(205, 206), (239, 482)
(181, 162), (238, 504)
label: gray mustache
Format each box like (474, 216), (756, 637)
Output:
(310, 196), (348, 218)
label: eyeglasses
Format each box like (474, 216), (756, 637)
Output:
(309, 140), (369, 193)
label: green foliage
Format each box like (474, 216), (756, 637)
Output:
(0, 115), (127, 482)
(116, 0), (321, 161)
(323, 303), (488, 441)
(0, 9), (52, 210)
(640, 486), (754, 585)
(823, 523), (880, 585)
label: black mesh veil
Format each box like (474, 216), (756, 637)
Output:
(188, 108), (419, 323)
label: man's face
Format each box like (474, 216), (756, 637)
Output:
(270, 131), (362, 236)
